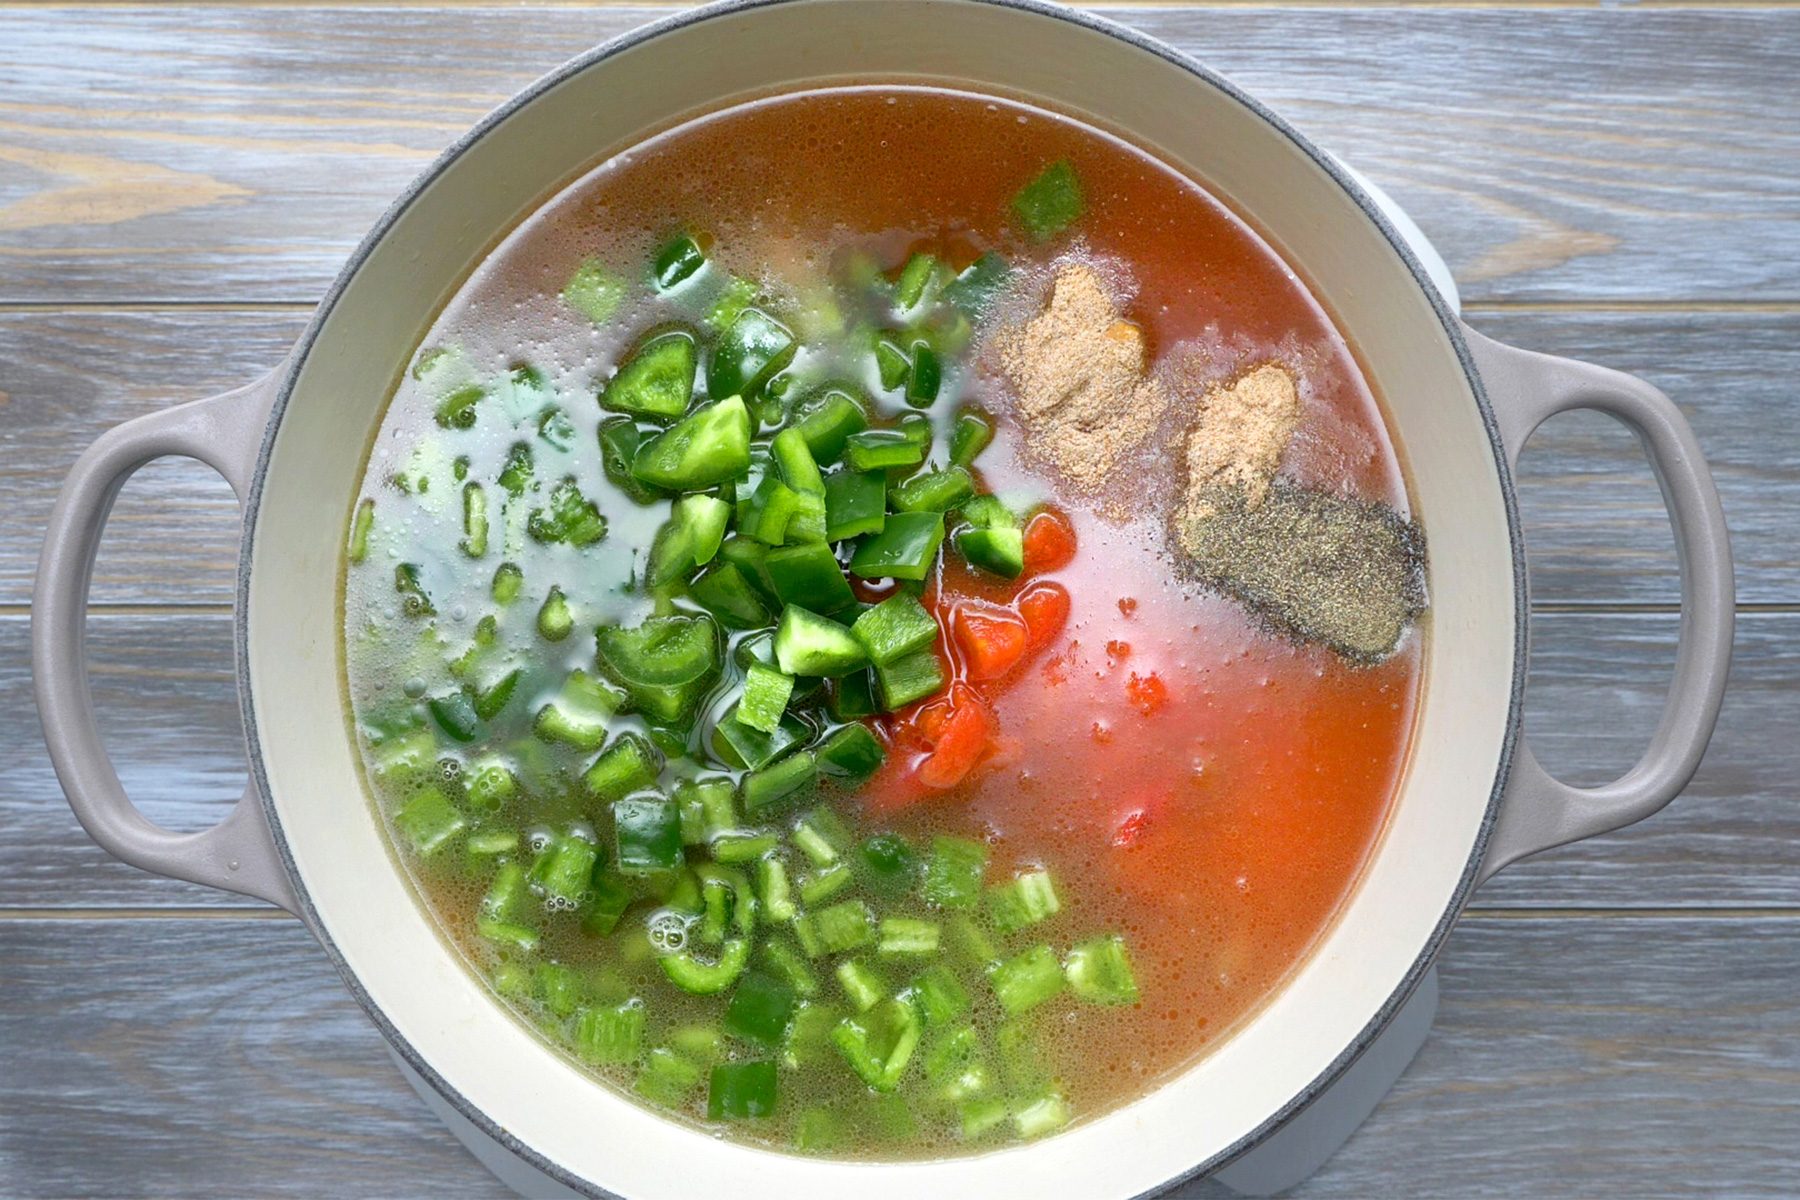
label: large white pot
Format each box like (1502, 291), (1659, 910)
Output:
(33, 2), (1734, 1196)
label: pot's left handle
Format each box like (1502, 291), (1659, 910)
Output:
(32, 370), (301, 914)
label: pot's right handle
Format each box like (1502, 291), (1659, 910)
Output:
(32, 370), (301, 914)
(1464, 327), (1734, 884)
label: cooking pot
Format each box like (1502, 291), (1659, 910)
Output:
(32, 1), (1734, 1195)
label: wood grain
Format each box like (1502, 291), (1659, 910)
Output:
(2, 914), (1793, 1198)
(0, 7), (1795, 304)
(2, 307), (1791, 608)
(3, 608), (1793, 911)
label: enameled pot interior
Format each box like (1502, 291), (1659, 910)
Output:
(243, 2), (1518, 1196)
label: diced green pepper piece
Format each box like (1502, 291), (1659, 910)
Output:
(873, 336), (911, 392)
(434, 384), (485, 430)
(922, 835), (988, 909)
(602, 328), (697, 420)
(956, 526), (1025, 579)
(895, 252), (941, 311)
(784, 1002), (841, 1070)
(858, 833), (919, 897)
(1012, 160), (1085, 241)
(635, 1046), (704, 1105)
(792, 807), (850, 868)
(654, 232), (706, 290)
(941, 252), (1011, 316)
(799, 898), (873, 956)
(905, 341), (941, 408)
(877, 916), (940, 957)
(740, 749), (817, 815)
(822, 468), (886, 542)
(582, 732), (662, 802)
(536, 963), (586, 1017)
(427, 690), (479, 743)
(708, 307), (796, 401)
(724, 970), (798, 1047)
(582, 862), (635, 936)
(814, 724), (885, 786)
(647, 492), (731, 587)
(851, 592), (939, 666)
(844, 428), (924, 473)
(738, 662), (796, 734)
(761, 936), (816, 997)
(990, 944), (1065, 1015)
(798, 863), (853, 909)
(1013, 1088), (1072, 1139)
(757, 857), (797, 923)
(764, 543), (856, 614)
(631, 396), (752, 492)
(739, 474), (801, 546)
(614, 795), (683, 874)
(528, 478), (608, 546)
(465, 759), (518, 812)
(393, 562), (434, 618)
(848, 512), (944, 581)
(949, 409), (995, 467)
(792, 388), (869, 464)
(909, 965), (971, 1026)
(394, 786), (465, 855)
(835, 958), (887, 1012)
(537, 585), (573, 641)
(774, 605), (867, 677)
(890, 466), (974, 514)
(597, 615), (721, 688)
(875, 648), (945, 710)
(367, 726), (435, 786)
(496, 441), (533, 499)
(529, 832), (599, 905)
(826, 670), (878, 721)
(707, 1060), (777, 1120)
(1064, 934), (1140, 1005)
(535, 669), (623, 750)
(689, 562), (773, 629)
(711, 707), (807, 771)
(988, 868), (1061, 934)
(491, 561), (523, 604)
(459, 483), (488, 557)
(831, 997), (921, 1092)
(784, 490), (827, 545)
(347, 497), (375, 563)
(537, 406), (576, 451)
(664, 938), (751, 995)
(564, 258), (626, 323)
(771, 427), (825, 496)
(597, 417), (662, 505)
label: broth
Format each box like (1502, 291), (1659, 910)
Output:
(341, 85), (1422, 1159)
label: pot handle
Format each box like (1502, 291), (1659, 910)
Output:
(32, 370), (301, 914)
(1463, 327), (1734, 884)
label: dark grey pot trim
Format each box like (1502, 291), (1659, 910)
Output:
(234, 2), (1527, 1195)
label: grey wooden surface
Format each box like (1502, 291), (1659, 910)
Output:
(1, 3), (1795, 1197)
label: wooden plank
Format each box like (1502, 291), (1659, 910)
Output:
(0, 6), (1794, 304)
(1, 913), (1793, 1197)
(4, 609), (1794, 910)
(3, 307), (1793, 608)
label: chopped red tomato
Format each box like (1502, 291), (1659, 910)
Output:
(1022, 508), (1077, 575)
(1117, 596), (1138, 618)
(953, 602), (1029, 681)
(1105, 639), (1132, 664)
(1015, 580), (1071, 652)
(1125, 670), (1169, 716)
(916, 684), (997, 790)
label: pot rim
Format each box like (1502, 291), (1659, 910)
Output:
(235, 1), (1527, 1193)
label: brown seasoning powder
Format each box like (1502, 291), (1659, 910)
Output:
(995, 265), (1170, 493)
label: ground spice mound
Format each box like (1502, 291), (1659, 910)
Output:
(1179, 484), (1426, 661)
(1181, 363), (1302, 521)
(996, 265), (1169, 492)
